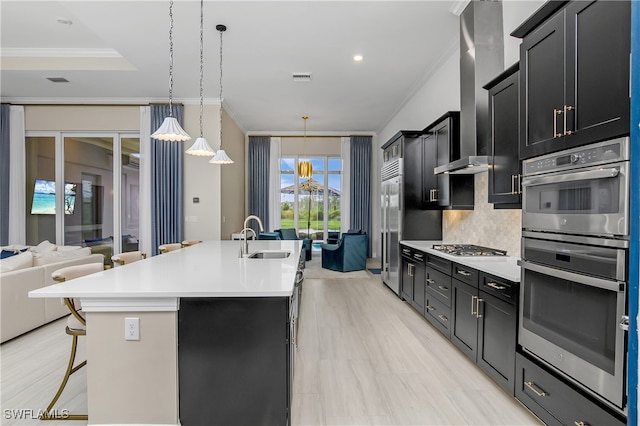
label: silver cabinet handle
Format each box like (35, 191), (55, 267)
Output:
(620, 315), (629, 331)
(476, 298), (483, 318)
(438, 285), (449, 292)
(426, 305), (435, 312)
(486, 282), (506, 290)
(564, 105), (574, 136)
(457, 270), (471, 277)
(553, 108), (563, 138)
(524, 381), (547, 397)
(471, 295), (477, 316)
(517, 174), (522, 194)
(426, 278), (435, 284)
(438, 314), (448, 322)
(574, 422), (588, 426)
(408, 263), (414, 277)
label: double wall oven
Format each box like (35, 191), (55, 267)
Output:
(519, 136), (629, 411)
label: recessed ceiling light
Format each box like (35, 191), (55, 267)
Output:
(353, 54), (364, 62)
(56, 17), (73, 25)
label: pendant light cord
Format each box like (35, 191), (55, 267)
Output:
(168, 0), (175, 117)
(218, 27), (224, 149)
(199, 0), (204, 136)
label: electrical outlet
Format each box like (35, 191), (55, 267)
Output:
(125, 317), (139, 341)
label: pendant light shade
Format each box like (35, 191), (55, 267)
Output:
(153, 117), (191, 142)
(186, 0), (214, 156)
(210, 24), (234, 165)
(152, 0), (191, 142)
(298, 116), (313, 178)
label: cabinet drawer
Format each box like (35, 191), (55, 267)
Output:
(400, 245), (412, 259)
(425, 295), (451, 338)
(426, 268), (452, 307)
(412, 250), (426, 264)
(427, 254), (451, 275)
(515, 353), (625, 426)
(452, 263), (479, 287)
(480, 273), (518, 303)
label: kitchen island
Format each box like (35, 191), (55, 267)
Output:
(29, 240), (302, 426)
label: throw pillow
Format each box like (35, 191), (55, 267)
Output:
(0, 248), (28, 259)
(0, 251), (33, 273)
(33, 247), (92, 266)
(30, 240), (57, 253)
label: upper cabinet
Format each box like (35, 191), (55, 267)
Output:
(485, 63), (521, 207)
(422, 112), (474, 210)
(516, 0), (630, 159)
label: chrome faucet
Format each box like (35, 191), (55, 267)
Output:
(241, 215), (264, 256)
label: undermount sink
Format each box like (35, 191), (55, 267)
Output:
(247, 250), (291, 259)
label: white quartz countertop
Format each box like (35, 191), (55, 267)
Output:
(400, 240), (521, 282)
(29, 240), (302, 299)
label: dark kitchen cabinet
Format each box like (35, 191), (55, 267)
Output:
(451, 278), (478, 360)
(484, 63), (521, 207)
(178, 297), (291, 426)
(515, 352), (626, 426)
(451, 267), (519, 395)
(516, 0), (630, 160)
(401, 246), (426, 316)
(424, 254), (453, 338)
(422, 112), (474, 209)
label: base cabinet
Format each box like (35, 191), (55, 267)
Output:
(451, 270), (518, 395)
(178, 297), (291, 426)
(515, 352), (625, 426)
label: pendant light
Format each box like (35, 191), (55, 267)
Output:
(151, 0), (191, 142)
(298, 116), (313, 178)
(186, 0), (215, 156)
(209, 24), (234, 164)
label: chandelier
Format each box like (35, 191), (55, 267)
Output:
(298, 116), (312, 178)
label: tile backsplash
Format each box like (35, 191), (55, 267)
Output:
(443, 173), (522, 258)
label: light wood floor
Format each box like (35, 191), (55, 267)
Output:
(1, 259), (541, 425)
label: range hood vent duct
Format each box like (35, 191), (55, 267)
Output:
(435, 0), (504, 175)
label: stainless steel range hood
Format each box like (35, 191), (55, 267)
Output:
(435, 0), (504, 175)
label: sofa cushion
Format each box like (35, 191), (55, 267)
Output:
(0, 251), (33, 273)
(56, 245), (83, 252)
(33, 247), (92, 266)
(30, 240), (57, 253)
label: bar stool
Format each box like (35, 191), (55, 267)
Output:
(159, 243), (182, 254)
(111, 250), (147, 266)
(41, 262), (104, 421)
(181, 240), (202, 248)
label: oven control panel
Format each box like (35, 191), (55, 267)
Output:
(523, 136), (629, 175)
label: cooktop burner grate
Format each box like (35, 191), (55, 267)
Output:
(432, 244), (507, 256)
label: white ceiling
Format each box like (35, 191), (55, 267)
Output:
(0, 1), (461, 133)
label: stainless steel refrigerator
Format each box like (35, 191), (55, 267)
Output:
(381, 141), (443, 296)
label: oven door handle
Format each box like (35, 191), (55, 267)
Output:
(521, 168), (619, 187)
(519, 260), (624, 292)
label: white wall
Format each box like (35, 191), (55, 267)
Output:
(374, 1), (545, 258)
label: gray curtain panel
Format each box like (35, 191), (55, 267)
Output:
(350, 135), (372, 257)
(150, 105), (184, 255)
(248, 136), (270, 235)
(0, 105), (10, 246)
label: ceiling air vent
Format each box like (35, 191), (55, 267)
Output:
(47, 77), (69, 83)
(292, 72), (311, 82)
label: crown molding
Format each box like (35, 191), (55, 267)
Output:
(1, 47), (123, 58)
(0, 97), (222, 106)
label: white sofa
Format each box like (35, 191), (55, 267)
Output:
(0, 242), (104, 343)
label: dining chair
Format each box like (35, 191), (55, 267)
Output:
(181, 240), (203, 248)
(41, 262), (104, 420)
(111, 251), (147, 266)
(159, 243), (182, 254)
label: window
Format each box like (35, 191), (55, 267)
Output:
(25, 132), (140, 255)
(280, 156), (341, 244)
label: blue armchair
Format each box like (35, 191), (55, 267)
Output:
(321, 232), (368, 272)
(275, 228), (312, 261)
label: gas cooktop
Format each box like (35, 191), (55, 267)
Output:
(431, 244), (507, 257)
